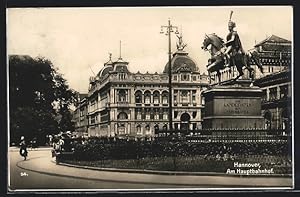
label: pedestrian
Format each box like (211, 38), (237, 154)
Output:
(30, 137), (38, 150)
(49, 134), (53, 146)
(66, 131), (72, 138)
(58, 137), (65, 152)
(19, 136), (28, 160)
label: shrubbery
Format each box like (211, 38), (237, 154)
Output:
(69, 137), (290, 161)
(57, 137), (291, 173)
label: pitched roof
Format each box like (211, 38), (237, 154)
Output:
(254, 35), (291, 47)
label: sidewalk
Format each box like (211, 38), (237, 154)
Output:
(16, 150), (293, 188)
(57, 161), (291, 178)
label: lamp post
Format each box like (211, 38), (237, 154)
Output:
(160, 19), (179, 132)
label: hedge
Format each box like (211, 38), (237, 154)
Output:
(69, 137), (290, 161)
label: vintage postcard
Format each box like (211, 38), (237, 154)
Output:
(7, 6), (293, 192)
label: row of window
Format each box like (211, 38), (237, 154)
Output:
(262, 85), (289, 102)
(89, 112), (169, 124)
(89, 88), (201, 108)
(133, 74), (205, 82)
(135, 113), (169, 120)
(90, 111), (197, 124)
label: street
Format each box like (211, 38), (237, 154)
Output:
(8, 148), (293, 191)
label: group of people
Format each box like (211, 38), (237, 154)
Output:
(18, 131), (75, 160)
(51, 131), (75, 156)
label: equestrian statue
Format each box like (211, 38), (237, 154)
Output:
(201, 11), (263, 83)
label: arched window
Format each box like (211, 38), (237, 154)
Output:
(181, 74), (190, 81)
(136, 125), (142, 135)
(180, 113), (191, 132)
(118, 89), (127, 102)
(163, 124), (168, 130)
(162, 91), (168, 104)
(180, 113), (191, 122)
(135, 90), (142, 103)
(118, 112), (128, 120)
(145, 124), (151, 135)
(153, 91), (160, 104)
(144, 91), (151, 104)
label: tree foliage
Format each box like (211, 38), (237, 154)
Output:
(9, 55), (78, 145)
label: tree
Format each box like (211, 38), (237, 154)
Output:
(9, 55), (77, 145)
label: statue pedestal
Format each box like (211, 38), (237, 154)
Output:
(202, 80), (264, 129)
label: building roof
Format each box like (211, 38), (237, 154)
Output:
(253, 69), (291, 87)
(254, 35), (291, 47)
(112, 57), (130, 73)
(97, 65), (113, 78)
(96, 54), (114, 78)
(163, 51), (199, 74)
(96, 54), (131, 79)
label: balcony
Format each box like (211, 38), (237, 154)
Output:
(117, 101), (129, 107)
(135, 103), (142, 107)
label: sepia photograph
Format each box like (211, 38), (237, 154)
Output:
(7, 6), (293, 192)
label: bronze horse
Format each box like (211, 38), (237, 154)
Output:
(201, 33), (263, 83)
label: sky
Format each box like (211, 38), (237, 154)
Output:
(7, 6), (292, 93)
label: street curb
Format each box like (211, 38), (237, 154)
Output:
(56, 161), (292, 178)
(9, 147), (53, 152)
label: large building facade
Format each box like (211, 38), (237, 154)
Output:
(85, 39), (209, 138)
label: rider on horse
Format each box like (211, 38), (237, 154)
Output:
(224, 20), (245, 68)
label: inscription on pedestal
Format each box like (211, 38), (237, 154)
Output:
(223, 100), (252, 115)
(215, 98), (261, 116)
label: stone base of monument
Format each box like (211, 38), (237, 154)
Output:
(202, 79), (264, 129)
